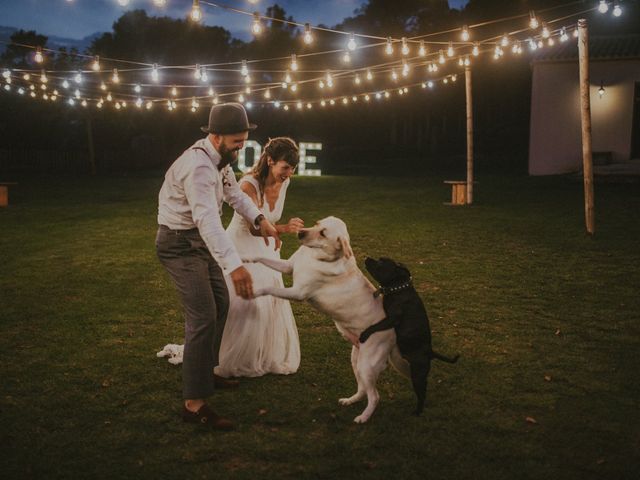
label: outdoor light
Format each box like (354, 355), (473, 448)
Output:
(146, 101), (153, 109)
(274, 101), (281, 108)
(111, 68), (120, 83)
(284, 70), (292, 84)
(560, 27), (569, 42)
(598, 81), (605, 98)
(529, 11), (539, 29)
(190, 0), (202, 22)
(151, 64), (159, 82)
(447, 41), (454, 56)
(136, 98), (143, 108)
(264, 88), (271, 99)
(461, 26), (470, 41)
(290, 54), (298, 71)
(598, 1), (609, 14)
(241, 60), (249, 76)
(320, 100), (326, 107)
(347, 33), (357, 51)
(81, 100), (87, 107)
(74, 71), (82, 84)
(62, 79), (70, 89)
(100, 81), (107, 91)
(22, 73), (30, 81)
(290, 83), (297, 92)
(244, 74), (251, 84)
(542, 23), (550, 38)
(40, 70), (48, 83)
(342, 50), (351, 63)
(238, 94), (245, 103)
(194, 64), (201, 79)
(613, 1), (622, 16)
(106, 92), (113, 101)
(418, 40), (426, 56)
(34, 47), (44, 64)
(207, 87), (214, 96)
(472, 42), (480, 56)
(402, 60), (409, 77)
(303, 23), (313, 44)
(366, 69), (373, 80)
(134, 84), (141, 93)
(501, 34), (510, 47)
(171, 86), (177, 96)
(200, 67), (208, 82)
(354, 74), (361, 85)
(439, 50), (446, 63)
(251, 12), (263, 35)
(401, 37), (410, 55)
(391, 69), (398, 81)
(325, 71), (333, 87)
(385, 37), (393, 55)
(91, 56), (100, 71)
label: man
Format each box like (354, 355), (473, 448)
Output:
(156, 102), (279, 430)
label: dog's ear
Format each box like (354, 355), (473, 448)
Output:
(338, 236), (353, 259)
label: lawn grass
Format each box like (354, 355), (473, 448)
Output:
(1, 173), (639, 479)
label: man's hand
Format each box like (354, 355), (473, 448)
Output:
(230, 266), (254, 299)
(259, 218), (281, 250)
(285, 217), (304, 234)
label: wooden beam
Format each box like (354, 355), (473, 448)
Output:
(578, 19), (595, 235)
(465, 65), (474, 204)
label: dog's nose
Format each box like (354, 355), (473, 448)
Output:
(297, 231), (306, 240)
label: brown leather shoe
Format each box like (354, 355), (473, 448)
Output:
(214, 373), (239, 389)
(182, 404), (235, 430)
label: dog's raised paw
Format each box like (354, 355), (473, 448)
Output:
(353, 414), (369, 424)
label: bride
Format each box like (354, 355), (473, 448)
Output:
(215, 137), (303, 377)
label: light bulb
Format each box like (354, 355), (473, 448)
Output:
(401, 37), (409, 55)
(391, 69), (398, 81)
(171, 86), (177, 96)
(342, 50), (351, 63)
(401, 61), (409, 77)
(418, 40), (426, 57)
(194, 64), (201, 79)
(208, 87), (214, 96)
(134, 84), (141, 93)
(598, 1), (609, 14)
(347, 33), (357, 51)
(529, 11), (539, 29)
(34, 48), (44, 64)
(354, 74), (361, 85)
(251, 12), (262, 35)
(501, 34), (509, 47)
(447, 41), (454, 57)
(366, 69), (373, 80)
(439, 50), (446, 64)
(284, 70), (292, 84)
(62, 79), (70, 89)
(560, 28), (569, 42)
(542, 23), (550, 38)
(40, 70), (48, 83)
(100, 82), (107, 91)
(303, 23), (313, 44)
(264, 88), (271, 99)
(241, 60), (249, 76)
(290, 54), (298, 71)
(472, 42), (480, 56)
(190, 1), (202, 22)
(112, 68), (120, 83)
(613, 2), (622, 17)
(461, 26), (470, 41)
(151, 64), (159, 82)
(92, 56), (100, 71)
(385, 37), (393, 55)
(74, 71), (82, 84)
(200, 67), (208, 82)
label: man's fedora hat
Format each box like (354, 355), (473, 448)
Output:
(200, 102), (257, 134)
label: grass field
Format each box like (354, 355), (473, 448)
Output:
(1, 173), (639, 479)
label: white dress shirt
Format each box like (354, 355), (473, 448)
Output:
(158, 136), (262, 273)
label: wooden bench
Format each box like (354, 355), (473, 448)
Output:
(444, 180), (468, 205)
(0, 182), (18, 207)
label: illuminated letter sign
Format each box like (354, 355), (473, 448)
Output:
(238, 141), (322, 176)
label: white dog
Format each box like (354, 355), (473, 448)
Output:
(246, 216), (410, 423)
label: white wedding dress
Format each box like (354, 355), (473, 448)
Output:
(214, 175), (301, 377)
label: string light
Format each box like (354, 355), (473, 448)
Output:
(264, 88), (271, 99)
(200, 66), (208, 82)
(401, 37), (409, 56)
(151, 64), (159, 82)
(598, 1), (609, 14)
(342, 50), (351, 63)
(391, 69), (398, 81)
(100, 81), (107, 91)
(385, 37), (393, 55)
(91, 56), (100, 71)
(62, 79), (70, 89)
(134, 84), (141, 93)
(111, 68), (120, 83)
(438, 50), (446, 64)
(23, 73), (30, 81)
(560, 27), (569, 42)
(613, 1), (622, 17)
(194, 63), (201, 79)
(418, 40), (426, 57)
(290, 54), (298, 71)
(251, 12), (263, 35)
(241, 60), (249, 77)
(529, 11), (539, 29)
(541, 23), (550, 38)
(366, 69), (373, 81)
(74, 71), (82, 84)
(354, 74), (361, 85)
(303, 23), (313, 44)
(472, 42), (480, 56)
(401, 60), (409, 77)
(347, 33), (357, 51)
(447, 41), (454, 57)
(171, 86), (178, 96)
(190, 0), (203, 22)
(284, 70), (292, 84)
(34, 47), (44, 64)
(461, 26), (470, 41)
(501, 34), (510, 47)
(40, 70), (48, 83)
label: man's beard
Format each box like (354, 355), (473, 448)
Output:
(219, 143), (239, 168)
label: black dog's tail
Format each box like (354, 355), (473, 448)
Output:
(430, 351), (460, 363)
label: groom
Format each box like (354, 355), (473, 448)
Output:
(156, 102), (280, 430)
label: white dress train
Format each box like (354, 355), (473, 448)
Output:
(214, 175), (300, 377)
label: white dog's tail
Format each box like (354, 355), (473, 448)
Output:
(389, 345), (411, 379)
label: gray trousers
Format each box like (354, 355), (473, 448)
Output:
(156, 225), (229, 399)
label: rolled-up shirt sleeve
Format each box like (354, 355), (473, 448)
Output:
(221, 167), (262, 225)
(183, 163), (243, 273)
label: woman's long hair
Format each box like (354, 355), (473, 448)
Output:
(249, 137), (299, 204)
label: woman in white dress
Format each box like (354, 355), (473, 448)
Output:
(215, 137), (303, 377)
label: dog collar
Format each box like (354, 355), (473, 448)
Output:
(373, 277), (413, 298)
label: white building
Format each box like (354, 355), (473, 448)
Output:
(529, 35), (640, 175)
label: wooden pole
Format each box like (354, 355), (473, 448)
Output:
(86, 112), (97, 176)
(578, 19), (595, 235)
(465, 64), (474, 204)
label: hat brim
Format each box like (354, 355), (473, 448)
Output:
(200, 123), (257, 134)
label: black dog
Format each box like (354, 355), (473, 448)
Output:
(360, 257), (459, 415)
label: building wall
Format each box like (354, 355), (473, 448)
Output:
(529, 59), (640, 175)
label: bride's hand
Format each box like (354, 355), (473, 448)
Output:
(286, 217), (304, 233)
